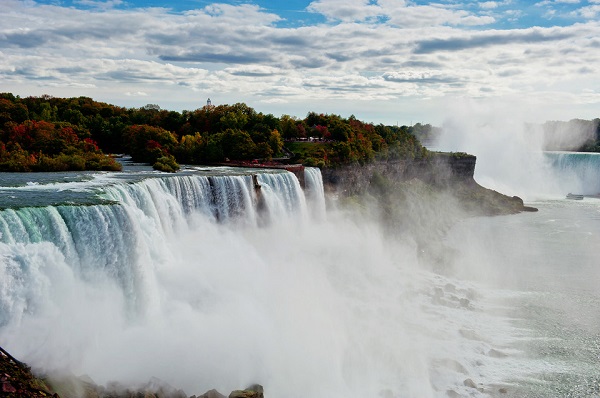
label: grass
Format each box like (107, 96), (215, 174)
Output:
(285, 141), (332, 165)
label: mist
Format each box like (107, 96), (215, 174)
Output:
(434, 99), (599, 199)
(0, 211), (488, 396)
(424, 99), (600, 396)
(0, 169), (536, 398)
(1, 145), (599, 398)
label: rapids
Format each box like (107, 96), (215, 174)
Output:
(0, 160), (599, 397)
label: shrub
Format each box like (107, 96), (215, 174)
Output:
(303, 157), (317, 167)
(153, 154), (180, 173)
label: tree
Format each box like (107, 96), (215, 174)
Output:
(255, 142), (273, 160)
(268, 129), (284, 156)
(175, 132), (206, 164)
(0, 98), (29, 125)
(279, 114), (298, 139)
(122, 124), (178, 163)
(296, 122), (307, 139)
(219, 109), (249, 131)
(205, 133), (225, 162)
(221, 128), (256, 160)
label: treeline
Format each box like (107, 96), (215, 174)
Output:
(0, 93), (429, 172)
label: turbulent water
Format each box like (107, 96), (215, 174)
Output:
(0, 157), (599, 398)
(544, 152), (600, 196)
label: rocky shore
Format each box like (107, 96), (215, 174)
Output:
(0, 346), (56, 397)
(0, 346), (262, 398)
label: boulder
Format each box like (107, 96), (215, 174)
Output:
(463, 378), (477, 389)
(488, 349), (508, 358)
(0, 346), (58, 397)
(198, 389), (227, 398)
(229, 384), (264, 398)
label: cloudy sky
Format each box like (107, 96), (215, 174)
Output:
(1, 0), (599, 125)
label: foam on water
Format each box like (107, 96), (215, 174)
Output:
(443, 196), (600, 397)
(0, 167), (529, 397)
(1, 165), (597, 397)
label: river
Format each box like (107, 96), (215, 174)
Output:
(0, 155), (599, 397)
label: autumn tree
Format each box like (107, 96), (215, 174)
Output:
(122, 124), (178, 163)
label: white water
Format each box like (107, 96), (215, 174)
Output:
(433, 108), (600, 396)
(0, 161), (599, 397)
(304, 167), (327, 221)
(434, 103), (599, 200)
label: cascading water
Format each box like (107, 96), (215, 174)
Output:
(0, 167), (491, 397)
(544, 151), (600, 195)
(304, 167), (327, 221)
(1, 162), (597, 397)
(256, 171), (308, 223)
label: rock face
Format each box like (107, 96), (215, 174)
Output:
(195, 389), (227, 398)
(228, 384), (264, 398)
(0, 346), (57, 397)
(321, 153), (477, 196)
(43, 373), (189, 398)
(321, 153), (537, 215)
(1, 347), (265, 398)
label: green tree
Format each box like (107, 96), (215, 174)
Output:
(205, 133), (225, 162)
(268, 129), (283, 156)
(221, 128), (256, 160)
(175, 132), (206, 164)
(122, 124), (178, 163)
(279, 115), (298, 139)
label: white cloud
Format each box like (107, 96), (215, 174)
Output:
(74, 0), (124, 9)
(306, 0), (496, 27)
(224, 66), (281, 77)
(0, 0), (598, 124)
(307, 0), (384, 22)
(260, 98), (289, 104)
(125, 91), (149, 97)
(479, 2), (499, 9)
(576, 5), (600, 18)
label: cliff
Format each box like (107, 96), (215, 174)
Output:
(321, 153), (474, 193)
(321, 152), (536, 216)
(0, 346), (57, 397)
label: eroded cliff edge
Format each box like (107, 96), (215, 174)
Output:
(321, 152), (537, 216)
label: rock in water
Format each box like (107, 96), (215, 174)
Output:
(197, 389), (227, 398)
(488, 349), (508, 358)
(463, 378), (477, 389)
(229, 384), (264, 398)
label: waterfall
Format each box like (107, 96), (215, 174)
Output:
(545, 152), (600, 195)
(304, 167), (326, 220)
(0, 167), (528, 397)
(0, 170), (311, 325)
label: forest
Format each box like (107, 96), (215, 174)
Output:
(0, 93), (430, 172)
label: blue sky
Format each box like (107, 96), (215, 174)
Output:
(1, 0), (599, 125)
(29, 0), (595, 27)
